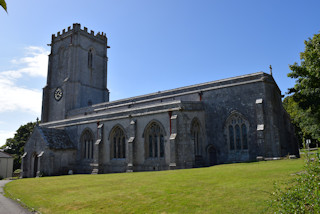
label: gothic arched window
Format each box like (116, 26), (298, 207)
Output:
(81, 129), (94, 159)
(110, 126), (126, 159)
(144, 122), (165, 159)
(226, 112), (249, 151)
(191, 119), (202, 156)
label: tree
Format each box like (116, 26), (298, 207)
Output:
(288, 32), (320, 143)
(283, 96), (320, 146)
(0, 122), (36, 170)
(0, 0), (7, 13)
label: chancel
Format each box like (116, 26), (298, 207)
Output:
(21, 24), (299, 177)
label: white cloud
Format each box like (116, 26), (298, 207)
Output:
(0, 81), (42, 114)
(9, 46), (49, 77)
(0, 130), (15, 147)
(0, 46), (49, 115)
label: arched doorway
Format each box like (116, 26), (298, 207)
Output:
(207, 146), (217, 166)
(33, 153), (38, 177)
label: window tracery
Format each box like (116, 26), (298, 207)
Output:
(81, 129), (94, 159)
(145, 122), (165, 158)
(226, 112), (249, 151)
(110, 126), (126, 159)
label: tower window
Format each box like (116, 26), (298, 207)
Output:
(88, 48), (94, 68)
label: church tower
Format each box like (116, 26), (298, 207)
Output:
(41, 24), (110, 123)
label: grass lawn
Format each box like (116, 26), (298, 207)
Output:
(4, 159), (304, 214)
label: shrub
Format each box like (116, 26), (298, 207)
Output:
(270, 153), (320, 213)
(13, 169), (21, 174)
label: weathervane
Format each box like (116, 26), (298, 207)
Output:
(269, 65), (272, 76)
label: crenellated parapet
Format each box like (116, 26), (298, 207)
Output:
(51, 23), (107, 44)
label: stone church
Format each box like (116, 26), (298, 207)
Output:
(22, 24), (299, 177)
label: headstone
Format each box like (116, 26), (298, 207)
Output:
(256, 156), (264, 161)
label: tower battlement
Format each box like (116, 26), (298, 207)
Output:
(43, 24), (110, 123)
(51, 23), (107, 43)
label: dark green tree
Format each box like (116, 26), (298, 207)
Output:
(288, 32), (320, 143)
(283, 96), (320, 146)
(0, 122), (36, 170)
(0, 0), (7, 12)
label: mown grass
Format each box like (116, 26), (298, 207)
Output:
(4, 159), (304, 214)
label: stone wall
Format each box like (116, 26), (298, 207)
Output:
(36, 72), (299, 175)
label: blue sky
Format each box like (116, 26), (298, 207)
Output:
(1, 0), (320, 146)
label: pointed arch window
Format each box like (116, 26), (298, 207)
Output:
(226, 112), (249, 151)
(110, 126), (126, 159)
(81, 129), (94, 159)
(191, 119), (202, 156)
(145, 122), (165, 158)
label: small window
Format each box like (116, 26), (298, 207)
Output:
(88, 48), (94, 68)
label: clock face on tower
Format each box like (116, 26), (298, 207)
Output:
(54, 87), (63, 101)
